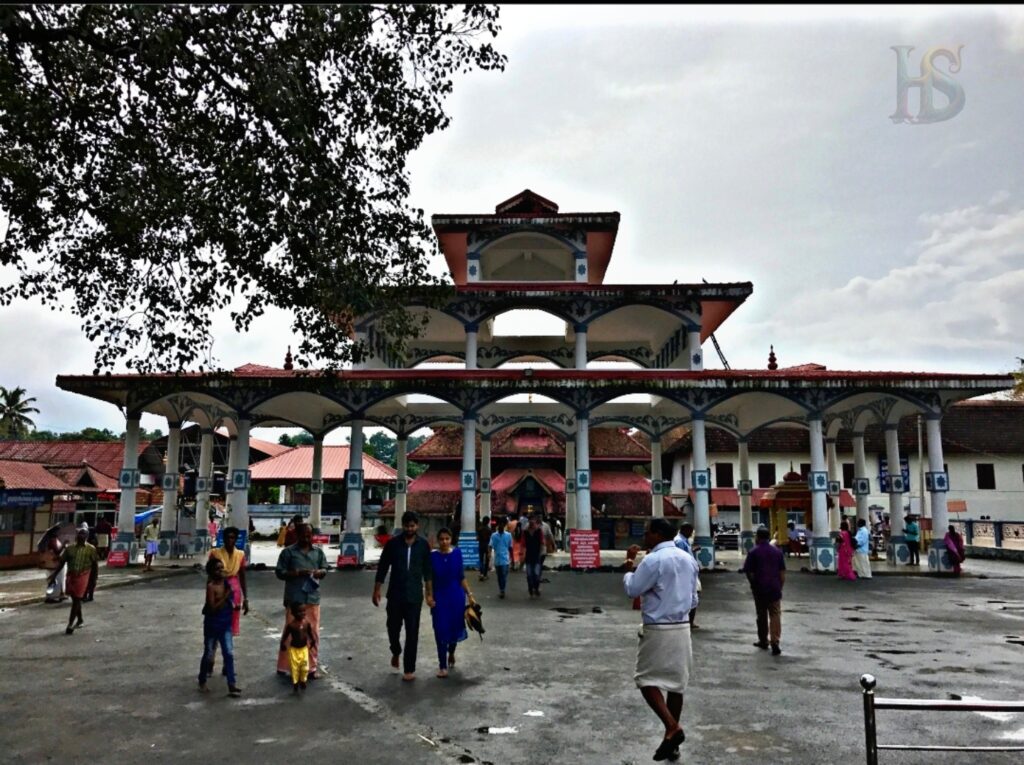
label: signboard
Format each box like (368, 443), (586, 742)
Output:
(0, 491), (47, 507)
(213, 529), (248, 549)
(459, 538), (480, 569)
(51, 500), (77, 515)
(106, 550), (129, 568)
(312, 534), (330, 546)
(337, 553), (359, 567)
(569, 529), (601, 569)
(878, 457), (910, 488)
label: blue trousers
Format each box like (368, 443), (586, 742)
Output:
(494, 564), (509, 593)
(199, 626), (235, 686)
(436, 639), (458, 670)
(525, 562), (543, 592)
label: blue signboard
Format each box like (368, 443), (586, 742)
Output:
(213, 529), (248, 550)
(0, 491), (48, 508)
(878, 457), (910, 489)
(458, 538), (480, 569)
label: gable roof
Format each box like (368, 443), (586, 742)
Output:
(0, 440), (148, 479)
(408, 426), (650, 462)
(0, 459), (75, 491)
(248, 446), (397, 483)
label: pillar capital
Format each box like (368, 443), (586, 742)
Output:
(690, 412), (706, 422)
(806, 412), (823, 423)
(573, 322), (588, 334)
(824, 436), (837, 444)
(851, 430), (864, 439)
(464, 322), (479, 333)
(924, 411), (943, 421)
(884, 422), (900, 431)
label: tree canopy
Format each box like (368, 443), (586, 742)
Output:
(0, 5), (504, 373)
(0, 385), (39, 437)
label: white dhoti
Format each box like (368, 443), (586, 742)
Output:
(853, 552), (872, 579)
(633, 623), (693, 693)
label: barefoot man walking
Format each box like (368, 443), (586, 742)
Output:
(623, 518), (700, 762)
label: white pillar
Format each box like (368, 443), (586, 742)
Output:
(341, 422), (365, 565)
(885, 423), (908, 565)
(465, 325), (478, 370)
(691, 417), (713, 569)
(925, 415), (952, 573)
(158, 422), (181, 560)
(852, 432), (870, 527)
(395, 437), (408, 517)
(826, 437), (841, 535)
(670, 454), (684, 497)
(194, 428), (214, 554)
(687, 330), (703, 371)
(309, 435), (324, 530)
(808, 416), (834, 572)
(480, 438), (492, 520)
(564, 438), (577, 530)
(114, 416), (141, 564)
(230, 418), (251, 539)
(650, 439), (663, 517)
(738, 439), (754, 554)
(576, 415), (592, 530)
(574, 325), (588, 369)
(459, 416), (479, 566)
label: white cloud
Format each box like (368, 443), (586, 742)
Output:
(758, 196), (1024, 370)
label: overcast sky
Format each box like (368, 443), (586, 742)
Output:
(3, 5), (1023, 441)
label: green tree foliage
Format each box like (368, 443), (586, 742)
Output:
(347, 430), (427, 476)
(278, 431), (315, 447)
(0, 385), (39, 437)
(0, 5), (504, 373)
(26, 426), (120, 441)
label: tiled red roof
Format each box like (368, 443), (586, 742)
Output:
(405, 470), (462, 515)
(664, 400), (1024, 456)
(589, 428), (650, 460)
(213, 428), (292, 459)
(491, 428), (565, 456)
(591, 471), (652, 493)
(249, 446), (397, 482)
(0, 460), (75, 491)
(410, 426), (649, 461)
(0, 441), (148, 479)
(490, 468), (565, 494)
(407, 470), (461, 493)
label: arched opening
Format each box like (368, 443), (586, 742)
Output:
(479, 232), (575, 282)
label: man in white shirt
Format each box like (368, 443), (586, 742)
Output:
(624, 518), (700, 762)
(853, 518), (873, 579)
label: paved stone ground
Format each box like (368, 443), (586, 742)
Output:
(2, 559), (1024, 764)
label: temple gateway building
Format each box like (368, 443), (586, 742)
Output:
(57, 190), (1013, 573)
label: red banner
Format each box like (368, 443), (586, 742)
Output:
(569, 530), (601, 569)
(51, 500), (77, 515)
(106, 550), (129, 568)
(336, 554), (358, 567)
(312, 534), (330, 546)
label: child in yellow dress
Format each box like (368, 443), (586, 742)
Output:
(280, 601), (317, 694)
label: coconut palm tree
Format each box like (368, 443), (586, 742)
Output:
(0, 386), (40, 439)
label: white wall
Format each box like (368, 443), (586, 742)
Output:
(700, 451), (1024, 522)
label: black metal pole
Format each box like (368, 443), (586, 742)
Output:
(862, 674), (878, 765)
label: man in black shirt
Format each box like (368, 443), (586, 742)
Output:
(372, 511), (434, 681)
(524, 514), (546, 598)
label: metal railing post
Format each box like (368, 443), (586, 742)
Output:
(861, 674), (878, 765)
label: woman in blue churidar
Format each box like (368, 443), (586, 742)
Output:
(430, 527), (476, 678)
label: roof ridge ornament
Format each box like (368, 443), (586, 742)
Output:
(768, 345), (778, 371)
(284, 346), (294, 371)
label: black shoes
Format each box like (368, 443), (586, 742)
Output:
(753, 641), (769, 649)
(771, 643), (782, 655)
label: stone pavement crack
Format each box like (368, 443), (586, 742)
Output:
(327, 677), (484, 764)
